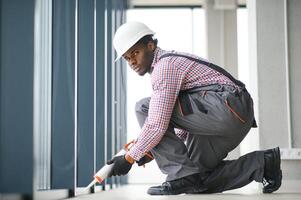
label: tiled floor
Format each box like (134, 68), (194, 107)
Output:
(69, 184), (301, 200)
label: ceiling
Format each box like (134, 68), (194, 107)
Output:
(128, 0), (247, 8)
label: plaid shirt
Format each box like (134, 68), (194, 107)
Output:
(128, 47), (238, 161)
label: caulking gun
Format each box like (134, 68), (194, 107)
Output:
(84, 140), (153, 191)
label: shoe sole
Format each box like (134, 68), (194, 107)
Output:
(147, 187), (204, 195)
(272, 147), (281, 173)
(263, 147), (282, 193)
(147, 189), (183, 195)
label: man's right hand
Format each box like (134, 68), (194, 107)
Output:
(136, 152), (154, 166)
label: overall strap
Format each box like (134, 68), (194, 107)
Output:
(159, 53), (245, 88)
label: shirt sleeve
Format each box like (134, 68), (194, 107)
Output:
(128, 60), (185, 160)
(175, 128), (189, 141)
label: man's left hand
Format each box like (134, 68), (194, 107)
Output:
(107, 155), (133, 177)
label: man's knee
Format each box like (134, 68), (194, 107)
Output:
(135, 97), (150, 114)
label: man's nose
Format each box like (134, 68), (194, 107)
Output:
(129, 58), (137, 66)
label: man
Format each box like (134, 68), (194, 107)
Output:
(107, 21), (282, 195)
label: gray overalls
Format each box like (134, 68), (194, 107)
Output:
(135, 54), (264, 193)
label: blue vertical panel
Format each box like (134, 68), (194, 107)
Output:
(77, 0), (94, 187)
(106, 0), (113, 186)
(95, 0), (106, 188)
(52, 0), (75, 189)
(0, 0), (34, 194)
(111, 0), (119, 185)
(112, 0), (118, 152)
(113, 0), (128, 185)
(94, 0), (127, 188)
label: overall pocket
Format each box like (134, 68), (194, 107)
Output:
(224, 89), (252, 124)
(225, 95), (246, 124)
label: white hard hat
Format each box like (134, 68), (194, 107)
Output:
(113, 21), (155, 61)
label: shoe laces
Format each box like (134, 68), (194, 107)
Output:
(263, 178), (268, 187)
(263, 178), (275, 187)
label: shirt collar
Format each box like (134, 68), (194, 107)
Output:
(150, 47), (165, 70)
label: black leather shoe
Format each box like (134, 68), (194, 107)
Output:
(263, 147), (282, 193)
(147, 174), (205, 195)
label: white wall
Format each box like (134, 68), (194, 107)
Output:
(247, 0), (301, 192)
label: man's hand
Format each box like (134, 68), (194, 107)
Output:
(107, 155), (133, 177)
(136, 153), (154, 166)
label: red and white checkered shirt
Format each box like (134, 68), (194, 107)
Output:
(128, 47), (238, 161)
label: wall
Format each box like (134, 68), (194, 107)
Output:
(248, 0), (301, 192)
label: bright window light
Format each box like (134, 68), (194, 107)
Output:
(126, 8), (205, 184)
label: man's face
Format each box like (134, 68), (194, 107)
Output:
(123, 41), (155, 76)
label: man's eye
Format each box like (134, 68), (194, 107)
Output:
(133, 51), (138, 56)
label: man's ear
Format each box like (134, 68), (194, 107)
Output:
(147, 41), (155, 51)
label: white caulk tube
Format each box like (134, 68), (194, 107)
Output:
(84, 149), (127, 191)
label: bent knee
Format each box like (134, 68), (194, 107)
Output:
(135, 97), (150, 113)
